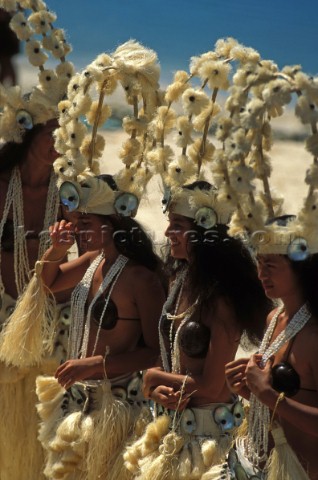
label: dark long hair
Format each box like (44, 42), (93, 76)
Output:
(267, 214), (318, 320)
(108, 215), (168, 292)
(165, 221), (272, 345)
(0, 124), (44, 173)
(288, 254), (318, 320)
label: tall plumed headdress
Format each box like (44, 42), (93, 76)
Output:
(0, 0), (75, 143)
(222, 48), (318, 259)
(145, 37), (268, 229)
(55, 39), (162, 218)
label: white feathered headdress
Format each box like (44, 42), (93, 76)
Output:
(224, 54), (318, 259)
(55, 39), (162, 217)
(0, 0), (75, 143)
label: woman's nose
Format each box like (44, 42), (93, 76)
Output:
(164, 225), (171, 238)
(257, 265), (268, 280)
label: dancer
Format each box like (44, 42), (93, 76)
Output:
(123, 38), (272, 479)
(225, 218), (318, 480)
(223, 53), (318, 479)
(31, 40), (166, 479)
(36, 197), (165, 478)
(124, 181), (271, 479)
(0, 2), (75, 479)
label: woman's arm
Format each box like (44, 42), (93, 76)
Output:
(54, 266), (166, 386)
(225, 357), (251, 400)
(246, 352), (318, 437)
(104, 266), (166, 375)
(41, 220), (92, 293)
(143, 297), (241, 406)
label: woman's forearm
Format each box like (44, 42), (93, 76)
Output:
(260, 388), (318, 437)
(104, 346), (160, 378)
(40, 246), (69, 290)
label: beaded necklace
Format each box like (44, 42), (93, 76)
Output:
(0, 167), (59, 300)
(246, 303), (311, 467)
(159, 267), (198, 374)
(68, 252), (128, 359)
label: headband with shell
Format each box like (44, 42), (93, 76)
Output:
(55, 39), (162, 218)
(0, 0), (75, 143)
(222, 48), (318, 260)
(145, 37), (269, 230)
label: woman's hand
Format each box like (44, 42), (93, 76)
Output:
(55, 355), (104, 389)
(142, 367), (164, 398)
(225, 357), (251, 399)
(49, 219), (75, 251)
(150, 385), (190, 411)
(245, 353), (275, 403)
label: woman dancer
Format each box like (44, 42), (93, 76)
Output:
(225, 216), (318, 480)
(35, 190), (166, 479)
(124, 181), (271, 480)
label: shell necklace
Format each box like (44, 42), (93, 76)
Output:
(246, 303), (311, 467)
(0, 166), (59, 300)
(159, 267), (198, 373)
(68, 252), (128, 359)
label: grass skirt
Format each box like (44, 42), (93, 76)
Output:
(225, 422), (310, 479)
(0, 299), (71, 480)
(36, 375), (148, 480)
(124, 400), (242, 480)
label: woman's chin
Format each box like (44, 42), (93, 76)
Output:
(263, 286), (278, 299)
(170, 247), (187, 260)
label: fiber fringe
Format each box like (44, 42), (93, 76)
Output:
(0, 368), (45, 480)
(124, 413), (231, 480)
(36, 376), (143, 480)
(0, 262), (57, 368)
(265, 424), (310, 480)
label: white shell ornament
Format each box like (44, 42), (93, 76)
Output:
(287, 237), (309, 261)
(161, 184), (171, 213)
(69, 386), (86, 406)
(153, 403), (165, 416)
(59, 305), (71, 326)
(114, 192), (138, 217)
(127, 376), (143, 402)
(232, 400), (245, 427)
(213, 405), (234, 432)
(111, 386), (127, 400)
(59, 181), (80, 212)
(5, 305), (15, 317)
(180, 408), (196, 434)
(194, 207), (217, 229)
(16, 109), (33, 130)
(234, 463), (249, 480)
(227, 448), (239, 476)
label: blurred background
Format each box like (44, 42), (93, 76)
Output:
(9, 0), (318, 240)
(16, 0), (317, 86)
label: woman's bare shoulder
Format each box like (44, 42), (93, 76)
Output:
(125, 262), (160, 285)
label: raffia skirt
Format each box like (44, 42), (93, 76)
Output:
(36, 373), (151, 480)
(220, 422), (310, 479)
(0, 297), (71, 480)
(123, 397), (245, 480)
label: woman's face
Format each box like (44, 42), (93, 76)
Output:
(257, 254), (300, 300)
(164, 213), (194, 261)
(29, 119), (59, 165)
(70, 212), (114, 252)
